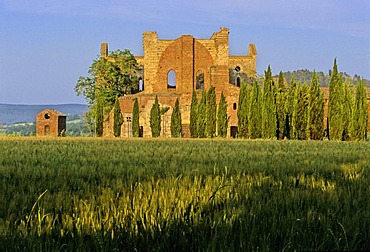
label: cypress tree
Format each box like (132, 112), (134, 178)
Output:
(113, 96), (123, 137)
(261, 65), (277, 139)
(284, 78), (297, 139)
(237, 81), (251, 138)
(171, 98), (182, 137)
(190, 90), (198, 138)
(197, 90), (207, 138)
(206, 86), (217, 138)
(350, 79), (368, 140)
(328, 59), (344, 140)
(150, 95), (161, 137)
(217, 92), (228, 137)
(278, 71), (285, 89)
(276, 71), (286, 139)
(95, 97), (104, 137)
(132, 98), (140, 137)
(292, 83), (309, 140)
(342, 82), (352, 140)
(248, 80), (262, 139)
(307, 71), (324, 140)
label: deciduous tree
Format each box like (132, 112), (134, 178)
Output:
(75, 49), (140, 136)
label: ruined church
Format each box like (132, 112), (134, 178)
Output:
(102, 27), (257, 137)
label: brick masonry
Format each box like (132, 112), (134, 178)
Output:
(36, 109), (66, 137)
(102, 27), (370, 138)
(103, 27), (257, 137)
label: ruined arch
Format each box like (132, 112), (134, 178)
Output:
(167, 70), (176, 89)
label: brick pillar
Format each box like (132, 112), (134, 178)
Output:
(181, 35), (194, 94)
(100, 42), (108, 58)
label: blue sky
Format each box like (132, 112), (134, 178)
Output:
(0, 0), (369, 104)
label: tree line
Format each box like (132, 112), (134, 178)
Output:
(237, 60), (368, 141)
(76, 50), (367, 140)
(141, 87), (229, 138)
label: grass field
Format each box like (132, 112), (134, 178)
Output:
(0, 137), (370, 251)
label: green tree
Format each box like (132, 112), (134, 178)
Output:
(342, 82), (352, 140)
(150, 96), (161, 137)
(284, 78), (297, 139)
(171, 98), (182, 138)
(113, 96), (123, 137)
(217, 92), (228, 137)
(237, 81), (251, 138)
(132, 98), (140, 137)
(328, 59), (344, 140)
(249, 80), (262, 139)
(95, 95), (104, 137)
(75, 49), (139, 136)
(276, 71), (286, 139)
(292, 83), (309, 140)
(261, 65), (277, 139)
(206, 86), (217, 138)
(350, 80), (368, 140)
(190, 90), (198, 138)
(197, 91), (207, 138)
(307, 71), (324, 140)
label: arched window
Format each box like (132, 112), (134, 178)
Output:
(44, 125), (50, 136)
(196, 70), (204, 90)
(167, 70), (176, 89)
(139, 78), (144, 91)
(236, 77), (241, 87)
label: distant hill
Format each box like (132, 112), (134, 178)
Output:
(278, 69), (370, 87)
(0, 104), (88, 125)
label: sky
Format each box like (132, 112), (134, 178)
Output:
(0, 0), (369, 104)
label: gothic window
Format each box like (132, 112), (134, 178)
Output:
(196, 70), (204, 90)
(139, 78), (144, 91)
(167, 70), (176, 89)
(236, 77), (241, 87)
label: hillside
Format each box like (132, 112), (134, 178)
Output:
(279, 69), (370, 86)
(0, 104), (88, 125)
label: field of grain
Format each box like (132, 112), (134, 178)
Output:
(1, 138), (370, 251)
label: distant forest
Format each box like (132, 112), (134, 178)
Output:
(279, 69), (370, 87)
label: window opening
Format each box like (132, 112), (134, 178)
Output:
(236, 77), (241, 87)
(44, 113), (50, 119)
(230, 126), (238, 138)
(44, 125), (50, 136)
(196, 70), (204, 90)
(139, 78), (144, 91)
(167, 70), (176, 89)
(233, 103), (237, 110)
(139, 126), (144, 137)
